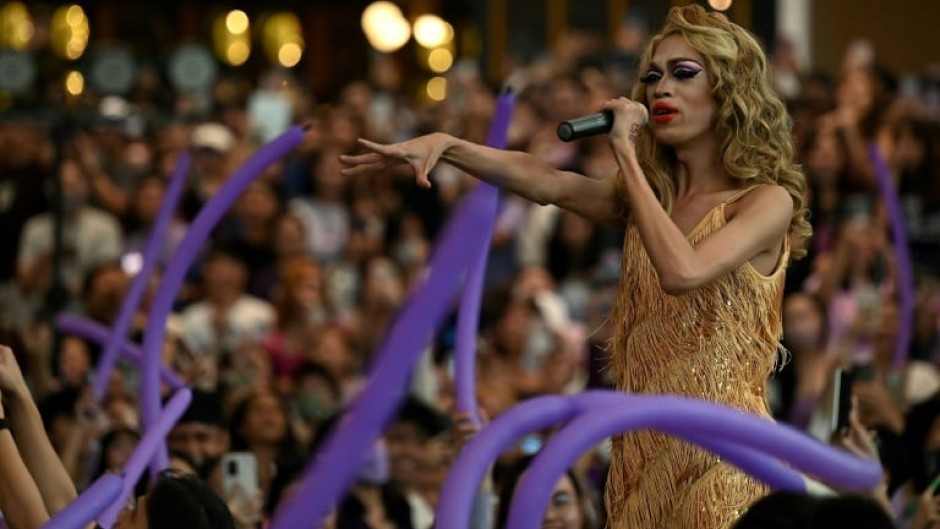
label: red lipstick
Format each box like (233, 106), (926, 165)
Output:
(651, 102), (678, 124)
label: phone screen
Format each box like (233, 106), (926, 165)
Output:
(831, 368), (854, 435)
(221, 452), (259, 498)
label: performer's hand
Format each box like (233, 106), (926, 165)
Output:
(339, 133), (451, 189)
(602, 97), (649, 144)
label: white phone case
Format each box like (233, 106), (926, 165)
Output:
(221, 452), (259, 498)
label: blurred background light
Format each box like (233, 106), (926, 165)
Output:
(425, 76), (447, 101)
(413, 14), (453, 49)
(64, 70), (84, 96)
(708, 0), (733, 11)
(51, 4), (89, 60)
(427, 47), (454, 73)
(277, 39), (304, 68)
(213, 10), (252, 66)
(226, 40), (251, 66)
(0, 1), (33, 51)
(261, 12), (305, 67)
(225, 10), (249, 35)
(361, 1), (411, 53)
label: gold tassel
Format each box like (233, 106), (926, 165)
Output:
(605, 194), (789, 529)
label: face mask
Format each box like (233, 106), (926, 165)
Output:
(357, 440), (390, 486)
(296, 391), (335, 423)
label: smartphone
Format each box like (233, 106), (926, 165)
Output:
(831, 368), (854, 435)
(221, 452), (259, 499)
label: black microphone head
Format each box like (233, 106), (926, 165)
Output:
(557, 122), (577, 142)
(556, 111), (613, 142)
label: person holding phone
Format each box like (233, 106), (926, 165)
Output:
(341, 5), (809, 529)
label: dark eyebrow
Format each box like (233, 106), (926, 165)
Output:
(647, 57), (704, 70)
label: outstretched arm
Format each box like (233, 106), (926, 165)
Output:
(605, 97), (792, 295)
(0, 400), (50, 529)
(0, 345), (78, 515)
(340, 133), (626, 226)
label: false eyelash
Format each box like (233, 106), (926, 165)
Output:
(639, 72), (662, 84)
(674, 67), (702, 80)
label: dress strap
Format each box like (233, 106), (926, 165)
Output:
(722, 184), (765, 205)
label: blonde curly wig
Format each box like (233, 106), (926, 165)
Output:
(627, 4), (811, 258)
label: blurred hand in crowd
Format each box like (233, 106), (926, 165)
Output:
(831, 396), (892, 515)
(913, 478), (940, 529)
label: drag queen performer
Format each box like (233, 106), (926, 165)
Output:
(340, 5), (810, 528)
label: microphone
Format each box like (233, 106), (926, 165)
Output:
(557, 111), (612, 142)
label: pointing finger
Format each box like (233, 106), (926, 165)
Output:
(338, 152), (384, 166)
(357, 137), (397, 156)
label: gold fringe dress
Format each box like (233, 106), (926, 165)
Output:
(605, 186), (789, 529)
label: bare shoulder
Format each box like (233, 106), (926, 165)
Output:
(732, 184), (794, 219)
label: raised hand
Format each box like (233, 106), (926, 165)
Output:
(0, 345), (28, 398)
(339, 133), (452, 189)
(452, 409), (487, 454)
(602, 97), (650, 143)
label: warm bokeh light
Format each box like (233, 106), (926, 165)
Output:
(277, 41), (304, 67)
(64, 70), (84, 96)
(65, 5), (84, 26)
(361, 1), (402, 33)
(226, 41), (251, 66)
(261, 12), (304, 66)
(213, 12), (252, 66)
(0, 2), (33, 50)
(708, 0), (733, 11)
(427, 48), (453, 73)
(361, 1), (411, 53)
(426, 76), (447, 101)
(413, 14), (452, 48)
(225, 10), (249, 35)
(51, 4), (89, 60)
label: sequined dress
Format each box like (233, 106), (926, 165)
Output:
(605, 186), (789, 529)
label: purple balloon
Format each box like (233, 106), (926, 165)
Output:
(139, 126), (305, 477)
(434, 392), (804, 529)
(55, 315), (184, 390)
(507, 394), (883, 529)
(454, 91), (515, 424)
(270, 187), (496, 529)
(269, 97), (516, 529)
(41, 474), (123, 529)
(869, 144), (915, 369)
(92, 152), (191, 402)
(96, 388), (193, 529)
(436, 395), (575, 529)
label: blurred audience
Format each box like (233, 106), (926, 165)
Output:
(1, 12), (939, 528)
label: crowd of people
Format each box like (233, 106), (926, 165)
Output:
(0, 8), (939, 529)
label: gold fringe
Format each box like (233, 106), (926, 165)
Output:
(605, 194), (788, 529)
